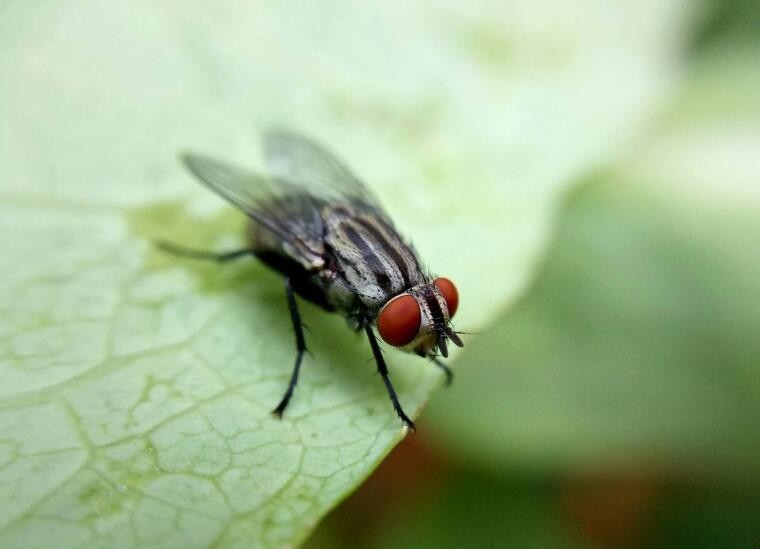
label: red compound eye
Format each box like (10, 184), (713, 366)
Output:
(377, 294), (422, 347)
(434, 277), (459, 318)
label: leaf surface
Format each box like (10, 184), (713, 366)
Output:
(0, 1), (687, 546)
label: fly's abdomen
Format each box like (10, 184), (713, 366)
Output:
(247, 211), (325, 272)
(323, 205), (424, 309)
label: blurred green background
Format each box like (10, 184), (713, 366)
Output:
(306, 2), (760, 548)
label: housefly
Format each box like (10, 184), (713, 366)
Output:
(158, 130), (462, 430)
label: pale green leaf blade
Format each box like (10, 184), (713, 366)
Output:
(0, 1), (689, 546)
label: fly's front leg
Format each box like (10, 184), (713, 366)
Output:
(363, 321), (416, 431)
(432, 357), (454, 386)
(272, 277), (308, 418)
(415, 351), (454, 386)
(156, 239), (254, 262)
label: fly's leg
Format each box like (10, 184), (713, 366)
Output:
(415, 351), (454, 387)
(156, 239), (253, 262)
(431, 357), (454, 386)
(363, 321), (416, 431)
(272, 277), (308, 418)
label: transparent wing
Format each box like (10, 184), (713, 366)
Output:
(263, 129), (388, 216)
(181, 153), (326, 265)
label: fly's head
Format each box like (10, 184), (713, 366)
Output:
(376, 278), (463, 358)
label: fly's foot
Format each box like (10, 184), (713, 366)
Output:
(398, 411), (416, 432)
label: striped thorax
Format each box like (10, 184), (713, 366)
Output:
(323, 204), (425, 309)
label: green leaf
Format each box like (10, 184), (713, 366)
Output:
(0, 1), (688, 546)
(427, 46), (760, 479)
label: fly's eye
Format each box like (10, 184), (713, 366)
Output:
(434, 277), (459, 318)
(377, 295), (422, 347)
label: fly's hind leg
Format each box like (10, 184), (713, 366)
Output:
(363, 320), (416, 431)
(156, 239), (254, 262)
(272, 277), (308, 418)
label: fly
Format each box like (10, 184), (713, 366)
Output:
(157, 130), (463, 430)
